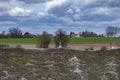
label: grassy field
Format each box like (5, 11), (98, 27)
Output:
(0, 37), (120, 44)
(69, 37), (120, 44)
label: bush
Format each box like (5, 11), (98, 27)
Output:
(85, 47), (93, 51)
(16, 45), (21, 49)
(37, 31), (50, 48)
(88, 47), (94, 50)
(37, 36), (43, 48)
(100, 46), (107, 51)
(0, 44), (9, 49)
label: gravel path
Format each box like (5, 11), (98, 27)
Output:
(8, 43), (120, 50)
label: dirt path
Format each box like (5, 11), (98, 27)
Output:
(8, 43), (120, 50)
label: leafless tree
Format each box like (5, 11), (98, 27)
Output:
(8, 27), (22, 38)
(106, 26), (120, 37)
(54, 29), (69, 48)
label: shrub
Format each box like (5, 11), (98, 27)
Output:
(100, 46), (107, 51)
(37, 31), (50, 48)
(85, 47), (93, 51)
(16, 45), (21, 49)
(88, 47), (94, 50)
(37, 36), (43, 48)
(0, 44), (9, 49)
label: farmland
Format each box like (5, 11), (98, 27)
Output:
(69, 37), (120, 44)
(0, 37), (120, 45)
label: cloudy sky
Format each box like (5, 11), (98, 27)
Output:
(0, 0), (120, 34)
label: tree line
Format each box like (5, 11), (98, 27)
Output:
(0, 26), (120, 48)
(0, 27), (36, 38)
(0, 26), (120, 38)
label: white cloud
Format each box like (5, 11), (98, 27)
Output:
(37, 12), (47, 17)
(81, 0), (96, 5)
(67, 9), (74, 14)
(75, 9), (81, 13)
(46, 0), (67, 11)
(0, 21), (16, 25)
(73, 14), (81, 20)
(60, 17), (73, 24)
(72, 0), (96, 7)
(9, 7), (31, 16)
(94, 7), (110, 15)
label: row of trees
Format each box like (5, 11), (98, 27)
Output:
(37, 29), (69, 48)
(0, 27), (36, 38)
(0, 26), (120, 38)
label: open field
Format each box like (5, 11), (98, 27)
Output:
(0, 48), (120, 80)
(69, 37), (120, 44)
(0, 37), (120, 45)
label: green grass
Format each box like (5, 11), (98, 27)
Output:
(0, 37), (120, 45)
(0, 38), (37, 45)
(69, 37), (120, 44)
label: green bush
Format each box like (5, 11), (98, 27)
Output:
(37, 31), (50, 48)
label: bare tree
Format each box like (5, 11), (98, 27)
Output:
(0, 31), (5, 38)
(54, 29), (69, 48)
(8, 27), (22, 38)
(116, 27), (120, 36)
(106, 26), (120, 37)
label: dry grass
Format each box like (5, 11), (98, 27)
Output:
(0, 48), (120, 80)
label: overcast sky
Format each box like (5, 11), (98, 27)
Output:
(0, 0), (120, 34)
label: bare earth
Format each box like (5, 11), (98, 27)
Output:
(9, 43), (120, 50)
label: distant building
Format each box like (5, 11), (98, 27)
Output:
(71, 34), (80, 37)
(70, 32), (80, 37)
